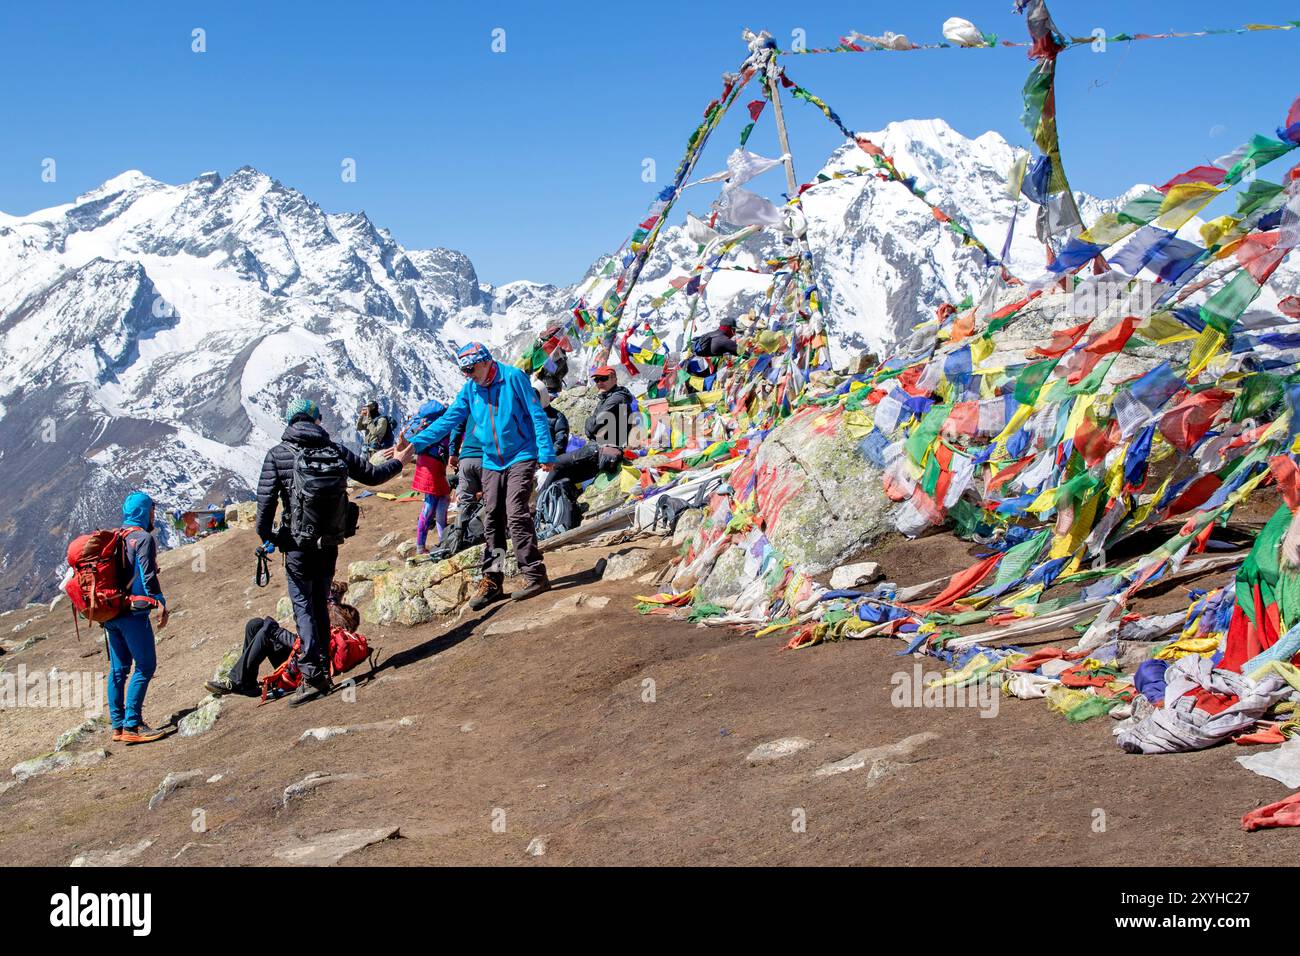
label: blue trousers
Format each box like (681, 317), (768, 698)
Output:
(104, 613), (157, 729)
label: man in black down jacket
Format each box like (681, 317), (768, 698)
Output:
(255, 398), (401, 706)
(539, 365), (633, 499)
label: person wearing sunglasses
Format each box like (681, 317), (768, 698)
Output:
(539, 365), (633, 503)
(391, 342), (556, 609)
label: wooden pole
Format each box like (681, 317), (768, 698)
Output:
(765, 61), (799, 199)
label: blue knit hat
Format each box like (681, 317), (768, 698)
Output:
(285, 398), (321, 422)
(456, 341), (492, 370)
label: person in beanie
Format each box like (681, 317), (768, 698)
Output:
(393, 342), (555, 609)
(256, 397), (401, 706)
(105, 491), (169, 744)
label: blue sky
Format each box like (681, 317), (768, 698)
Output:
(1, 1), (1297, 286)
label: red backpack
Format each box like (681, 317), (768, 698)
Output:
(259, 627), (375, 702)
(63, 528), (159, 633)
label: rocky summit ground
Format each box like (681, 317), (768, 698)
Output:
(1, 469), (1298, 867)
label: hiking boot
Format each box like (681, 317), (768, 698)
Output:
(468, 579), (503, 611)
(205, 677), (257, 698)
(111, 727), (125, 742)
(120, 724), (165, 745)
(512, 578), (552, 602)
(288, 677), (332, 709)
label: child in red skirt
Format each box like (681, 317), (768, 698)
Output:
(399, 400), (451, 555)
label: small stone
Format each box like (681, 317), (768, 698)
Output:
(746, 737), (814, 764)
(70, 839), (154, 867)
(55, 718), (105, 752)
(377, 531), (399, 549)
(829, 561), (882, 591)
(601, 549), (652, 581)
(12, 748), (109, 782)
(206, 773), (225, 784)
(460, 722), (477, 733)
(282, 771), (363, 809)
(297, 716), (417, 743)
(178, 696), (222, 738)
(396, 539), (419, 559)
(275, 596), (293, 622)
(273, 826), (400, 866)
(148, 770), (205, 810)
(526, 836), (548, 857)
(813, 732), (938, 778)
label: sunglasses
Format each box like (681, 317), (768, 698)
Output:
(593, 374), (614, 382)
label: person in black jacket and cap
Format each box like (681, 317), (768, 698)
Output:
(536, 387), (570, 457)
(255, 398), (401, 707)
(692, 322), (739, 359)
(539, 365), (632, 498)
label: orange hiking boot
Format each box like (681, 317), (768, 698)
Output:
(111, 727), (125, 742)
(468, 578), (502, 611)
(120, 724), (165, 745)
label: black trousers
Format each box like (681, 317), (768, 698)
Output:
(540, 444), (607, 496)
(480, 461), (547, 586)
(284, 546), (338, 683)
(229, 616), (295, 693)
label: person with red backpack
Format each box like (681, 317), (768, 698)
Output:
(255, 398), (401, 707)
(104, 491), (170, 744)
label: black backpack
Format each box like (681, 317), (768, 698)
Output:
(652, 477), (727, 536)
(691, 332), (713, 356)
(288, 445), (356, 547)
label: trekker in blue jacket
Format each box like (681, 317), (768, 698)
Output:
(106, 491), (170, 745)
(393, 342), (555, 609)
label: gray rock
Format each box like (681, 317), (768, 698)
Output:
(272, 826), (400, 866)
(829, 561), (882, 591)
(813, 732), (938, 778)
(55, 718), (106, 752)
(671, 509), (705, 547)
(275, 596), (293, 622)
(746, 737), (814, 763)
(178, 696), (222, 738)
(602, 549), (652, 581)
(482, 593), (609, 635)
(148, 770), (205, 810)
(348, 559), (392, 582)
(376, 531), (399, 549)
(396, 538), (419, 558)
(525, 836), (548, 857)
(297, 716), (417, 743)
(344, 580), (372, 606)
(70, 839), (154, 867)
(282, 771), (363, 809)
(12, 748), (109, 782)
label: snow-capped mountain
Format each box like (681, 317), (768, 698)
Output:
(0, 166), (567, 607)
(3, 117), (1292, 606)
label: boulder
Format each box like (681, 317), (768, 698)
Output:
(750, 407), (893, 575)
(275, 596), (293, 623)
(602, 549), (652, 581)
(179, 696), (222, 738)
(697, 543), (749, 608)
(348, 560), (392, 583)
(671, 509), (705, 547)
(396, 538), (419, 558)
(829, 561), (882, 591)
(344, 580), (373, 606)
(297, 716), (417, 743)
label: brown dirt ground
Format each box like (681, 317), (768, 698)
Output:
(1, 471), (1297, 866)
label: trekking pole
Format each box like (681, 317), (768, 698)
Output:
(254, 545), (273, 588)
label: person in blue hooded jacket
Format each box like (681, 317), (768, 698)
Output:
(392, 342), (555, 609)
(105, 491), (170, 745)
